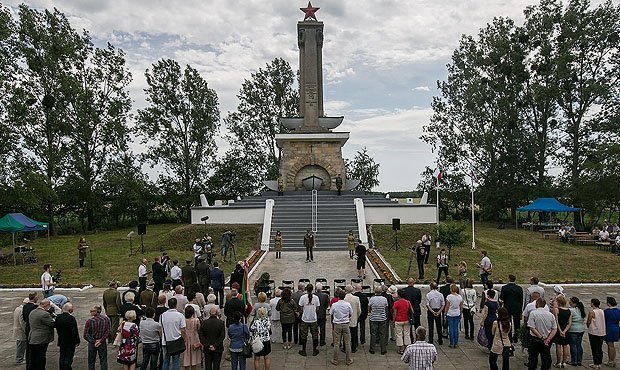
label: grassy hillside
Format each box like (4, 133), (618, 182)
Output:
(372, 222), (620, 283)
(0, 224), (262, 287)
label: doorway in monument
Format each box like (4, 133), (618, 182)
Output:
(294, 165), (331, 191)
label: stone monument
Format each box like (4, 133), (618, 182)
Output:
(275, 2), (354, 192)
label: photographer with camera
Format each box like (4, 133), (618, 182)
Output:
(221, 231), (236, 263)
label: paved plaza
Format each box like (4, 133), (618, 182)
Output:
(1, 252), (619, 369)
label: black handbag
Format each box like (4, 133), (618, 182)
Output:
(160, 316), (186, 356)
(407, 302), (415, 325)
(241, 341), (253, 358)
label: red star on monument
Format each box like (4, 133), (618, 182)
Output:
(300, 1), (320, 21)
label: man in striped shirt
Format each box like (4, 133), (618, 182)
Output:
(84, 305), (110, 370)
(402, 326), (437, 370)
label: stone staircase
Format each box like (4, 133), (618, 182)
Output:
(228, 191), (394, 250)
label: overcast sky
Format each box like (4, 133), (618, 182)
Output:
(5, 0), (581, 192)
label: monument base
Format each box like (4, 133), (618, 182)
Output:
(276, 132), (349, 191)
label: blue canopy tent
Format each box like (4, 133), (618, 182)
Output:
(0, 213), (48, 265)
(516, 198), (581, 230)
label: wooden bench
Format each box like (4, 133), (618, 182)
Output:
(596, 241), (611, 251)
(543, 233), (558, 239)
(577, 238), (597, 245)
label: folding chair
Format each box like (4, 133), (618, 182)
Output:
(362, 285), (372, 294)
(299, 278), (310, 285)
(282, 280), (294, 289)
(351, 278), (363, 285)
(315, 278), (327, 285)
(334, 278), (346, 292)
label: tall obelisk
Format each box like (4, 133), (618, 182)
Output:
(275, 2), (350, 191)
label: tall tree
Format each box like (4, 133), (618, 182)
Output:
(522, 0), (563, 193)
(554, 0), (620, 210)
(136, 59), (219, 221)
(423, 17), (537, 219)
(345, 147), (380, 192)
(10, 5), (90, 233)
(0, 5), (18, 183)
(224, 58), (299, 185)
(65, 42), (132, 230)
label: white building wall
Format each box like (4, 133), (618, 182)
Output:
(364, 205), (437, 224)
(190, 207), (265, 224)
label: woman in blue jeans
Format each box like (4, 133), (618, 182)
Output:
(444, 283), (463, 348)
(567, 297), (586, 366)
(228, 311), (249, 370)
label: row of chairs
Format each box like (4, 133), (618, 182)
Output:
(260, 278), (386, 297)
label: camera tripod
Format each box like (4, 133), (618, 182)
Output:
(388, 229), (400, 251)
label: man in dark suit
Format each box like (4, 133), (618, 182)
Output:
(28, 299), (55, 370)
(400, 277), (422, 341)
(22, 292), (38, 370)
(353, 284), (369, 345)
(152, 256), (167, 295)
(181, 257), (197, 291)
(499, 274), (524, 342)
(199, 306), (226, 370)
(223, 289), (246, 327)
(55, 302), (80, 370)
(315, 282), (330, 346)
(195, 255), (211, 296)
(210, 262), (225, 308)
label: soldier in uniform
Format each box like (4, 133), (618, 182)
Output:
(77, 237), (88, 268)
(335, 174), (343, 195)
(347, 230), (355, 260)
(139, 282), (157, 310)
(274, 230), (283, 259)
(196, 255), (211, 297)
(304, 229), (315, 263)
(102, 280), (121, 343)
(277, 175), (284, 196)
(181, 257), (197, 294)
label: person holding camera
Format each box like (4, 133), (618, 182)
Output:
(41, 264), (56, 298)
(413, 240), (426, 280)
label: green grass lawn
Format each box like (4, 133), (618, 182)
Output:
(372, 222), (620, 284)
(0, 224), (262, 287)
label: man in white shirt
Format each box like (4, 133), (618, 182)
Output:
(525, 277), (545, 305)
(298, 284), (321, 357)
(527, 298), (557, 370)
(138, 258), (148, 293)
(344, 285), (362, 353)
(41, 264), (55, 298)
(330, 289), (353, 366)
(425, 282), (445, 345)
(402, 326), (437, 370)
(599, 229), (610, 242)
(477, 250), (492, 286)
(160, 297), (187, 370)
(192, 239), (203, 265)
(170, 260), (182, 289)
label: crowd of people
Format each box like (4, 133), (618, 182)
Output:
(10, 230), (620, 370)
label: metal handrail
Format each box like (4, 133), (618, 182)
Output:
(312, 190), (318, 233)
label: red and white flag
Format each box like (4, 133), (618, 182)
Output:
(433, 167), (443, 181)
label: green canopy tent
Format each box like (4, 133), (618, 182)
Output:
(0, 213), (49, 265)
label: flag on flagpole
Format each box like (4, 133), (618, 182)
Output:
(241, 259), (249, 305)
(433, 167), (443, 181)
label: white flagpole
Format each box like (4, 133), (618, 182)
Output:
(436, 175), (440, 225)
(471, 175), (476, 249)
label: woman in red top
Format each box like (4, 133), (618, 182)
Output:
(392, 290), (412, 354)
